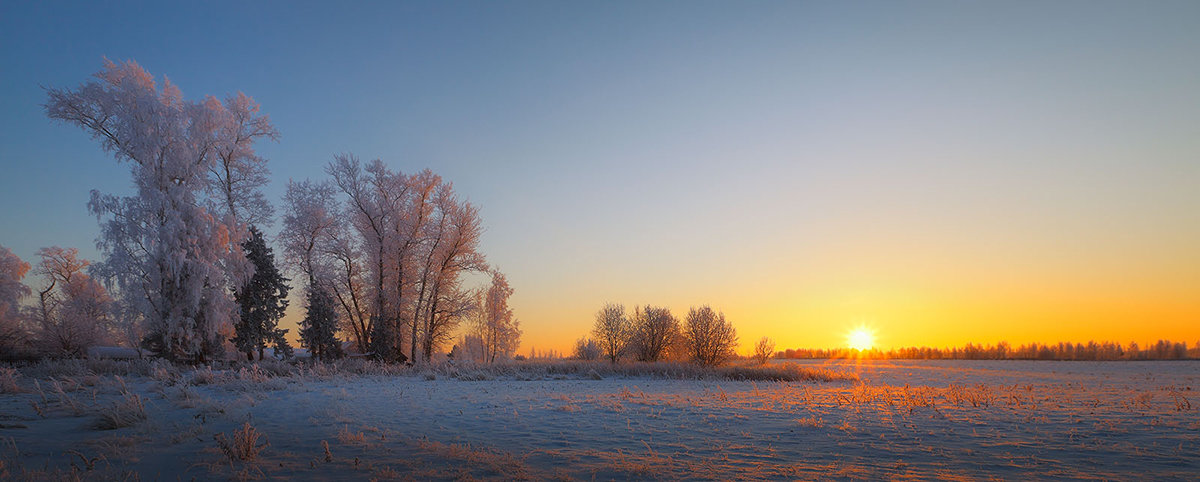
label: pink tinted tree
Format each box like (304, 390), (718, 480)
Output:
(30, 247), (116, 357)
(0, 245), (32, 355)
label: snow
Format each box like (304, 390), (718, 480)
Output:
(1, 360), (1197, 479)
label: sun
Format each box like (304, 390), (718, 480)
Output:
(847, 326), (875, 351)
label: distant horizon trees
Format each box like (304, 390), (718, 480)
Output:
(776, 339), (1200, 361)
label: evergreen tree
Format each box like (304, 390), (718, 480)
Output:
(299, 286), (342, 361)
(233, 226), (292, 360)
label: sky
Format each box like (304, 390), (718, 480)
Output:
(1, 1), (1198, 354)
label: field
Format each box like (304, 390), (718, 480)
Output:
(1, 359), (1197, 480)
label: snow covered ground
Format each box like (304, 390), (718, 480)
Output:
(1, 359), (1197, 480)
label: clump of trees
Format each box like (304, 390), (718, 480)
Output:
(585, 302), (740, 367)
(0, 245), (119, 359)
(280, 155), (518, 365)
(14, 59), (517, 364)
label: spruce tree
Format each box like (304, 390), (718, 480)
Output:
(233, 226), (293, 360)
(299, 286), (342, 361)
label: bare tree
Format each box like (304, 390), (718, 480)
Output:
(592, 303), (631, 363)
(753, 336), (775, 365)
(326, 230), (371, 354)
(630, 305), (679, 362)
(683, 306), (738, 366)
(418, 187), (487, 361)
(328, 155), (400, 360)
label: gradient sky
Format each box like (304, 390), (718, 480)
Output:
(2, 1), (1198, 354)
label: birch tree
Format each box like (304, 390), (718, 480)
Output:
(479, 270), (520, 362)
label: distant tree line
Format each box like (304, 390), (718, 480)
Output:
(776, 340), (1200, 361)
(1, 59), (520, 363)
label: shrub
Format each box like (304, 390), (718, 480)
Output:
(753, 337), (776, 365)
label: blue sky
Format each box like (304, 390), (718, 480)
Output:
(2, 1), (1199, 351)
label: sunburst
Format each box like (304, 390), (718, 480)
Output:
(847, 326), (875, 351)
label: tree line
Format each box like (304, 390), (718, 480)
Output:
(777, 340), (1200, 361)
(0, 59), (520, 363)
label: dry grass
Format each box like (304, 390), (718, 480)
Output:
(8, 357), (859, 388)
(0, 367), (24, 393)
(93, 392), (147, 430)
(424, 360), (859, 383)
(416, 439), (529, 479)
(215, 422), (267, 462)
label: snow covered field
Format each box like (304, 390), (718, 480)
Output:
(1, 359), (1197, 480)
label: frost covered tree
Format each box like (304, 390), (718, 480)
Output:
(299, 286), (342, 361)
(328, 155), (400, 360)
(753, 336), (776, 365)
(416, 185), (487, 361)
(233, 227), (292, 360)
(45, 59), (277, 362)
(630, 305), (679, 362)
(479, 270), (520, 363)
(207, 93), (278, 227)
(29, 247), (116, 357)
(279, 178), (372, 353)
(593, 303), (631, 363)
(573, 337), (602, 361)
(683, 306), (738, 366)
(279, 179), (339, 287)
(0, 245), (31, 355)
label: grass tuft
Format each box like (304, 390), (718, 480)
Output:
(93, 392), (147, 430)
